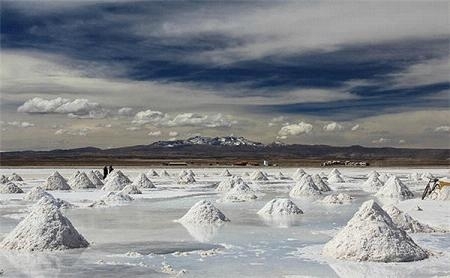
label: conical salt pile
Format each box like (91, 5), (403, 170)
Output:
(322, 200), (428, 262)
(120, 184), (142, 195)
(379, 173), (390, 183)
(258, 198), (303, 216)
(216, 176), (243, 192)
(68, 171), (81, 184)
(8, 173), (23, 182)
(321, 193), (353, 205)
(86, 170), (104, 188)
(161, 170), (171, 177)
(177, 200), (230, 225)
(328, 173), (345, 183)
(250, 170), (268, 181)
(188, 170), (196, 177)
(102, 174), (128, 191)
(132, 173), (155, 189)
(383, 205), (439, 233)
(367, 170), (380, 179)
(421, 172), (434, 180)
(1, 175), (8, 183)
(0, 182), (24, 194)
(220, 169), (232, 177)
(0, 197), (89, 251)
(105, 170), (131, 184)
(312, 174), (331, 191)
(69, 172), (95, 190)
(89, 192), (133, 207)
(409, 172), (421, 181)
(24, 186), (54, 202)
(362, 175), (384, 192)
(330, 168), (341, 176)
(275, 172), (290, 180)
(289, 178), (322, 199)
(292, 168), (306, 180)
(147, 169), (159, 177)
(177, 172), (196, 184)
(375, 176), (414, 200)
(219, 182), (257, 202)
(94, 170), (104, 180)
(43, 171), (71, 191)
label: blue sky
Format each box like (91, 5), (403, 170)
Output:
(1, 1), (449, 150)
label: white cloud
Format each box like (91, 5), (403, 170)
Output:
(351, 124), (360, 131)
(399, 139), (406, 144)
(169, 131), (178, 137)
(148, 131), (162, 136)
(126, 126), (141, 131)
(54, 127), (90, 136)
(6, 121), (35, 128)
(323, 122), (343, 132)
(118, 107), (134, 116)
(434, 126), (450, 133)
(372, 137), (391, 144)
(278, 122), (313, 136)
(132, 109), (167, 125)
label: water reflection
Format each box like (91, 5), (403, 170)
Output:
(179, 222), (224, 242)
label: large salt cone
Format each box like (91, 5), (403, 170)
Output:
(258, 198), (303, 216)
(43, 171), (71, 191)
(177, 200), (229, 225)
(0, 182), (24, 194)
(69, 172), (95, 190)
(375, 176), (414, 200)
(86, 170), (104, 189)
(219, 182), (257, 203)
(132, 173), (155, 189)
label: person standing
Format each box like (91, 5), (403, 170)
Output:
(108, 165), (114, 174)
(103, 166), (108, 180)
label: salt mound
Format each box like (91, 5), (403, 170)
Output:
(379, 173), (390, 183)
(275, 172), (290, 180)
(8, 173), (23, 182)
(322, 193), (353, 205)
(43, 171), (71, 191)
(177, 172), (196, 184)
(421, 172), (434, 180)
(257, 198), (303, 216)
(409, 172), (421, 181)
(86, 170), (104, 188)
(178, 169), (188, 177)
(383, 205), (439, 233)
(289, 178), (322, 199)
(0, 182), (24, 194)
(292, 168), (306, 180)
(89, 192), (133, 207)
(161, 170), (171, 177)
(330, 168), (341, 176)
(24, 186), (54, 202)
(328, 173), (345, 183)
(188, 170), (196, 176)
(105, 170), (132, 184)
(362, 175), (384, 192)
(120, 184), (142, 194)
(312, 174), (331, 191)
(367, 170), (380, 179)
(68, 171), (80, 184)
(132, 173), (155, 189)
(322, 200), (428, 262)
(102, 174), (128, 191)
(375, 176), (414, 200)
(250, 170), (268, 181)
(1, 175), (8, 183)
(219, 182), (257, 202)
(216, 176), (243, 192)
(177, 200), (229, 225)
(147, 169), (159, 177)
(94, 169), (104, 180)
(220, 169), (232, 177)
(69, 172), (95, 190)
(0, 198), (89, 251)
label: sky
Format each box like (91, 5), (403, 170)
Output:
(0, 1), (449, 151)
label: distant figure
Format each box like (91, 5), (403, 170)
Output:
(103, 166), (108, 180)
(108, 165), (114, 174)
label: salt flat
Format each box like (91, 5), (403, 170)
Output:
(0, 167), (449, 277)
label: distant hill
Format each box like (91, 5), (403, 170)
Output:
(1, 136), (449, 166)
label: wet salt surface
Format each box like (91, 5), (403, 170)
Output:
(0, 167), (449, 277)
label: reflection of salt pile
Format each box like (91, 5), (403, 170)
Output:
(147, 169), (159, 177)
(180, 222), (222, 242)
(120, 184), (142, 194)
(362, 175), (384, 192)
(250, 170), (268, 181)
(8, 173), (23, 182)
(132, 173), (155, 188)
(375, 176), (414, 200)
(69, 172), (95, 190)
(289, 176), (322, 199)
(323, 200), (428, 262)
(292, 168), (306, 180)
(312, 174), (331, 191)
(1, 175), (9, 183)
(328, 172), (345, 183)
(383, 205), (439, 233)
(0, 182), (24, 193)
(322, 193), (353, 205)
(89, 192), (133, 207)
(86, 170), (104, 188)
(258, 198), (303, 216)
(177, 200), (229, 224)
(216, 176), (243, 192)
(219, 182), (257, 202)
(177, 171), (196, 184)
(0, 198), (89, 251)
(43, 171), (71, 191)
(220, 169), (232, 177)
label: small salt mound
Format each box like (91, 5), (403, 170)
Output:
(102, 174), (128, 191)
(220, 169), (232, 177)
(86, 170), (104, 188)
(322, 193), (353, 205)
(289, 178), (322, 199)
(219, 182), (257, 202)
(328, 173), (345, 183)
(362, 175), (384, 192)
(132, 173), (155, 188)
(0, 182), (24, 194)
(43, 171), (71, 191)
(8, 173), (23, 182)
(312, 174), (331, 192)
(421, 172), (434, 180)
(177, 200), (230, 225)
(105, 170), (132, 184)
(383, 205), (439, 233)
(147, 169), (159, 177)
(216, 176), (243, 192)
(89, 192), (133, 207)
(69, 172), (95, 190)
(330, 168), (341, 176)
(322, 200), (428, 262)
(367, 170), (380, 179)
(292, 168), (306, 180)
(188, 170), (196, 177)
(178, 170), (188, 177)
(1, 175), (8, 183)
(250, 170), (268, 181)
(94, 169), (104, 180)
(161, 170), (171, 177)
(257, 198), (303, 216)
(298, 175), (319, 189)
(0, 198), (89, 251)
(24, 186), (54, 202)
(120, 184), (142, 195)
(275, 172), (290, 180)
(177, 172), (196, 184)
(379, 173), (390, 183)
(375, 176), (414, 200)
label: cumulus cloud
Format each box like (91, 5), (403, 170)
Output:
(54, 127), (90, 136)
(169, 131), (178, 137)
(17, 97), (107, 118)
(434, 126), (450, 133)
(372, 137), (391, 144)
(278, 122), (313, 137)
(6, 121), (35, 128)
(399, 139), (406, 144)
(323, 122), (343, 132)
(148, 130), (162, 136)
(132, 109), (167, 125)
(118, 107), (134, 116)
(126, 126), (141, 131)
